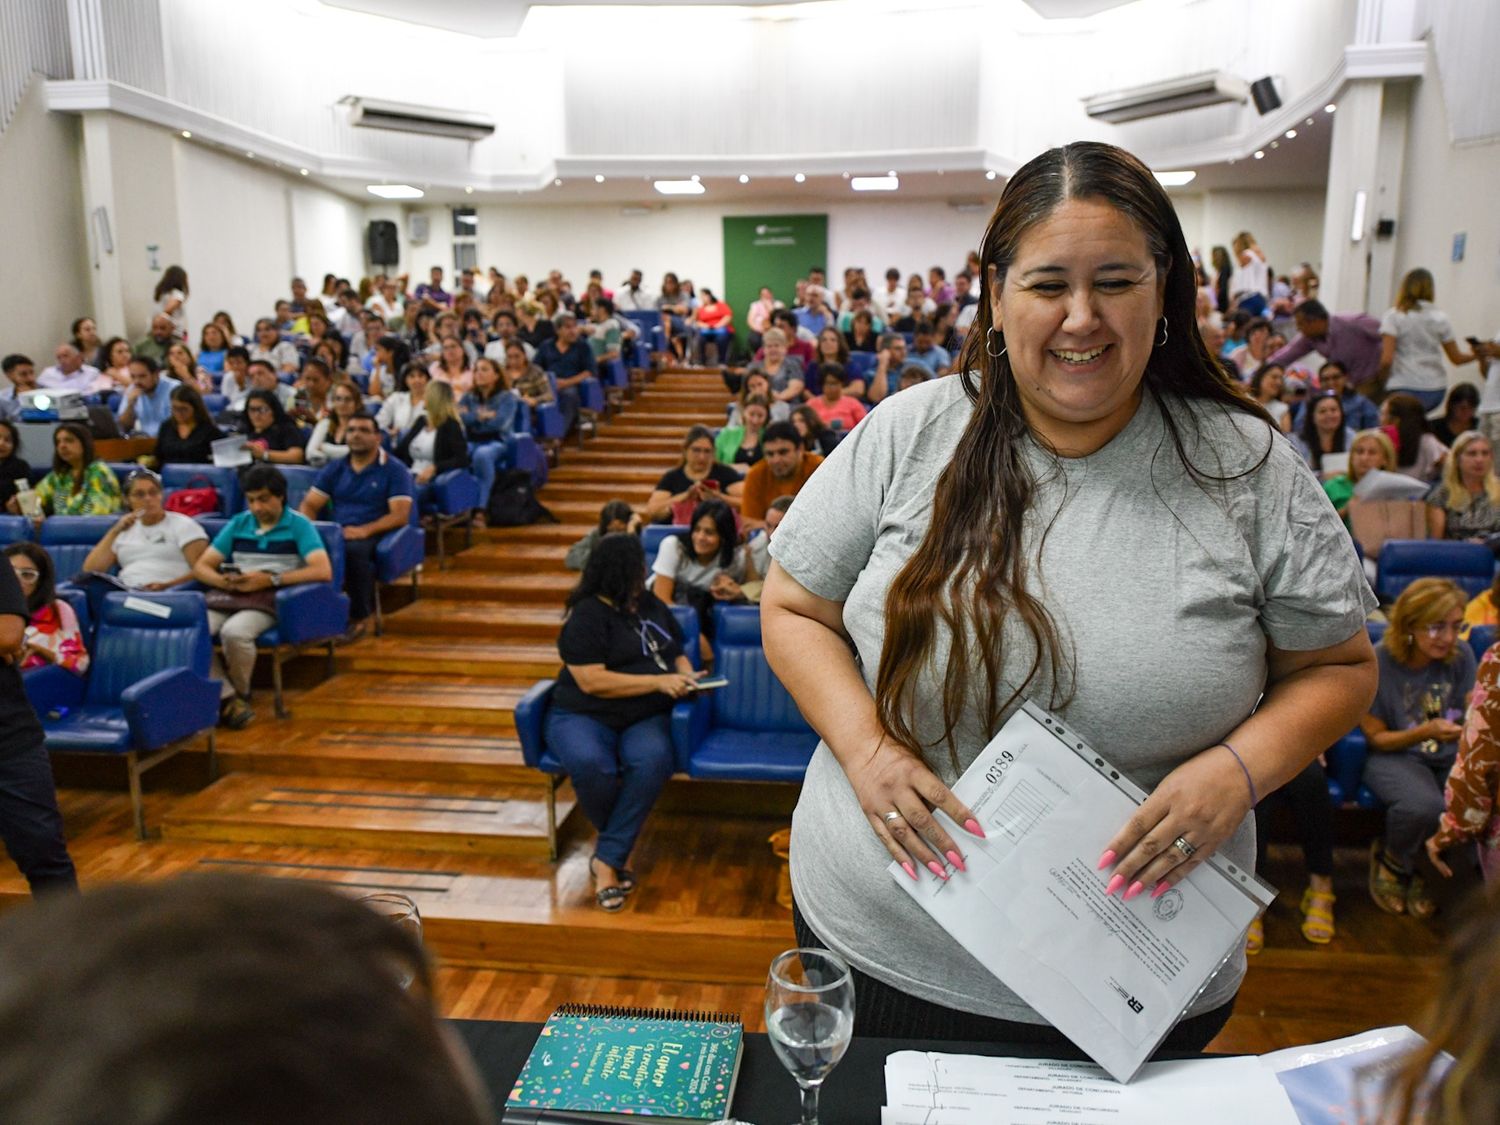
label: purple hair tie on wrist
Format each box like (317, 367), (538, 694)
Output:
(1219, 741), (1259, 806)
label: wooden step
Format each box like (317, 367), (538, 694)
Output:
(159, 774), (573, 857)
(448, 544), (570, 574)
(337, 636), (560, 677)
(549, 465), (663, 485)
(421, 572), (574, 605)
(550, 450), (673, 467)
(536, 482), (657, 505)
(473, 523), (592, 546)
(217, 722), (538, 782)
(612, 412), (721, 427)
(601, 423), (707, 438)
(293, 673), (531, 727)
(586, 438), (683, 454)
(383, 603), (564, 639)
(497, 498), (611, 523)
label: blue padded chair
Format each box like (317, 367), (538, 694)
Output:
(514, 605), (700, 859)
(162, 463), (242, 516)
(1322, 619), (1396, 811)
(52, 583), (92, 644)
(0, 516), (34, 545)
(38, 516), (117, 580)
(1469, 624), (1497, 664)
(1375, 540), (1495, 602)
(373, 518), (425, 636)
(671, 604), (818, 782)
(600, 357), (631, 413)
(202, 393), (228, 415)
(847, 352), (879, 382)
(25, 590), (219, 838)
(278, 465), (322, 513)
(546, 372), (605, 449)
(642, 525), (686, 573)
(426, 468), (480, 570)
(517, 401), (568, 466)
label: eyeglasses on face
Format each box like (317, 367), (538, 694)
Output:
(1422, 622), (1461, 639)
(11, 568), (39, 581)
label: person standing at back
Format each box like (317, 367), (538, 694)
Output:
(1379, 268), (1479, 412)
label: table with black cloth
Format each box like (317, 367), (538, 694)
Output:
(453, 1019), (1207, 1122)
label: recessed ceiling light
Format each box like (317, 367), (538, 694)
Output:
(594, 174), (605, 183)
(366, 184), (424, 199)
(794, 173), (806, 183)
(887, 170), (896, 177)
(738, 174), (750, 184)
(691, 174), (700, 183)
(1253, 150), (1265, 159)
(299, 168), (309, 176)
(553, 178), (562, 186)
(1284, 129), (1297, 139)
(851, 175), (899, 192)
(841, 172), (851, 180)
(245, 151), (254, 158)
(654, 179), (705, 195)
(464, 186), (473, 193)
(985, 170), (997, 181)
(1152, 170), (1197, 187)
(1270, 140), (1280, 148)
(1324, 103), (1337, 113)
(1305, 118), (1315, 126)
(180, 130), (192, 139)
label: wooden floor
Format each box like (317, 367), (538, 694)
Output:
(7, 366), (1453, 1058)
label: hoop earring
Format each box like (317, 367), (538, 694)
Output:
(985, 327), (1007, 359)
(1155, 316), (1169, 348)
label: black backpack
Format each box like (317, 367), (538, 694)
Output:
(486, 469), (558, 526)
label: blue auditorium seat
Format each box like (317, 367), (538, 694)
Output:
(0, 516), (34, 545)
(38, 516), (117, 580)
(373, 516), (424, 636)
(847, 352), (879, 382)
(425, 468), (480, 569)
(642, 525), (687, 572)
(25, 591), (219, 838)
(1469, 624), (1497, 663)
(277, 465), (322, 513)
(1375, 540), (1495, 602)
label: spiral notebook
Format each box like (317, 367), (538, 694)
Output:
(504, 1004), (744, 1122)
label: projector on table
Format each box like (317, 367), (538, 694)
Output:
(19, 389), (88, 421)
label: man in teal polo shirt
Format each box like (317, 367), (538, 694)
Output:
(192, 465), (331, 728)
(299, 412), (414, 640)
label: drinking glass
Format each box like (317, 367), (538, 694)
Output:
(765, 948), (855, 1125)
(358, 891), (423, 989)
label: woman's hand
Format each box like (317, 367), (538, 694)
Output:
(1100, 745), (1253, 900)
(1420, 718), (1464, 742)
(845, 739), (981, 882)
(112, 510), (140, 535)
(710, 575), (743, 601)
(415, 465), (436, 484)
(24, 641), (53, 663)
(1425, 835), (1454, 878)
(655, 671), (701, 699)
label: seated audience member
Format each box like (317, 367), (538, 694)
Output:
(503, 339), (553, 413)
(227, 356), (296, 418)
(655, 273), (693, 361)
(1360, 578), (1475, 919)
(395, 381), (469, 499)
(792, 405), (840, 457)
(741, 420), (823, 530)
(80, 469), (207, 590)
(1384, 392), (1449, 483)
(1324, 428), (1397, 525)
(1293, 391), (1353, 477)
(8, 422), (119, 516)
(565, 500), (640, 572)
(96, 337), (133, 392)
(844, 308), (880, 355)
(728, 371), (790, 427)
(458, 357), (519, 524)
(1248, 756), (1339, 954)
(867, 333), (915, 402)
(794, 286), (834, 338)
(651, 498), (755, 654)
(875, 267), (906, 323)
(154, 384), (223, 466)
(548, 533), (701, 910)
(1226, 317), (1274, 379)
(907, 321), (952, 376)
(306, 380), (363, 468)
(643, 425), (744, 524)
(836, 290), (885, 338)
(212, 310), (246, 349)
(164, 341), (206, 394)
(427, 335), (474, 397)
(716, 395), (769, 470)
(414, 264), (452, 308)
(515, 299), (556, 354)
(248, 317), (300, 374)
(117, 355), (180, 437)
(217, 346), (251, 405)
(808, 327), (850, 397)
(0, 354), (36, 417)
(240, 389), (307, 466)
(535, 312), (597, 436)
(745, 286), (778, 354)
(71, 317), (102, 367)
(368, 336), (411, 399)
(1290, 360), (1379, 432)
(1427, 641), (1500, 884)
(376, 363), (430, 438)
(4, 544), (88, 674)
(197, 322), (229, 376)
(0, 874), (491, 1125)
(1426, 431), (1500, 542)
(0, 420), (28, 508)
(131, 315), (177, 365)
(745, 494), (792, 600)
(37, 344), (101, 395)
(693, 290), (733, 364)
(746, 328), (805, 407)
(1431, 382), (1481, 447)
(584, 298), (625, 366)
(806, 367), (866, 433)
(300, 412), (414, 640)
(769, 308), (816, 367)
(289, 358), (333, 427)
(1249, 364), (1292, 432)
(193, 465), (332, 729)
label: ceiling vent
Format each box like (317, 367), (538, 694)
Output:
(1083, 71), (1248, 124)
(342, 96), (495, 141)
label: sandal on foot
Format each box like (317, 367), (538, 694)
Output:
(590, 857), (627, 912)
(1406, 874), (1437, 921)
(1300, 887), (1337, 944)
(615, 868), (637, 895)
(1246, 916), (1265, 955)
(1368, 841), (1407, 915)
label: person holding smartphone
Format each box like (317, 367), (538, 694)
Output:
(642, 425), (743, 524)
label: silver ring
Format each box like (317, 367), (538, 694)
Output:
(1172, 836), (1197, 860)
(884, 810), (904, 824)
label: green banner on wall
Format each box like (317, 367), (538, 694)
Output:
(722, 214), (828, 355)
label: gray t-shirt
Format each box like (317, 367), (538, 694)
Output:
(1369, 644), (1475, 764)
(770, 375), (1376, 1025)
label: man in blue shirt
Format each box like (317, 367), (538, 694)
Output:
(794, 287), (833, 337)
(536, 313), (597, 437)
(299, 412), (414, 638)
(117, 356), (180, 435)
(1290, 361), (1380, 432)
(907, 321), (952, 376)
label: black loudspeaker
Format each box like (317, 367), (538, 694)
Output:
(1250, 76), (1281, 115)
(1376, 218), (1397, 239)
(367, 220), (399, 266)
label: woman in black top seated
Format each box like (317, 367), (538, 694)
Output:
(546, 533), (702, 911)
(642, 424), (744, 525)
(0, 421), (29, 509)
(239, 388), (306, 465)
(155, 384), (223, 465)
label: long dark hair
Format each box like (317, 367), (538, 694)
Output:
(51, 421), (96, 481)
(377, 335), (411, 377)
(877, 141), (1273, 765)
(1384, 393), (1430, 470)
(1298, 391), (1347, 470)
(566, 532), (647, 616)
(678, 499), (739, 568)
(240, 389), (295, 437)
(170, 383), (215, 431)
(5, 542), (56, 615)
(154, 265), (188, 301)
(596, 499), (635, 535)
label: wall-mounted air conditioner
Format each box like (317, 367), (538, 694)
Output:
(1083, 71), (1248, 124)
(341, 96), (495, 141)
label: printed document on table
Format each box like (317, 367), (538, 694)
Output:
(890, 702), (1274, 1082)
(881, 1051), (1298, 1124)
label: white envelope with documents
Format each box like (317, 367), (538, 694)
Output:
(890, 702), (1275, 1082)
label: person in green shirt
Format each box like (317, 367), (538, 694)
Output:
(1324, 427), (1396, 526)
(715, 396), (769, 471)
(10, 422), (121, 517)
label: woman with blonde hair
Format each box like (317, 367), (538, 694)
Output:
(1360, 577), (1475, 918)
(1426, 430), (1500, 541)
(1380, 268), (1478, 411)
(395, 379), (469, 491)
(1325, 427), (1396, 523)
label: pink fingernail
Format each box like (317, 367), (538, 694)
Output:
(901, 861), (918, 882)
(963, 818), (987, 839)
(1124, 881), (1145, 901)
(1096, 850), (1116, 870)
(927, 860), (949, 881)
(1151, 881), (1170, 899)
(945, 850), (967, 874)
(1105, 874), (1126, 896)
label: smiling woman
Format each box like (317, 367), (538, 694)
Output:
(760, 141), (1380, 1050)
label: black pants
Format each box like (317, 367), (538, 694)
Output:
(342, 536), (378, 623)
(792, 903), (1235, 1052)
(0, 737), (78, 895)
(1254, 758), (1334, 878)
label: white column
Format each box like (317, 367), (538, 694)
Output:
(77, 111), (126, 337)
(1318, 80), (1385, 314)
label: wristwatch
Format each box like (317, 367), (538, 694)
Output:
(271, 573), (282, 589)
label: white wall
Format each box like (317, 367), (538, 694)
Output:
(1176, 188), (1327, 276)
(0, 80), (89, 358)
